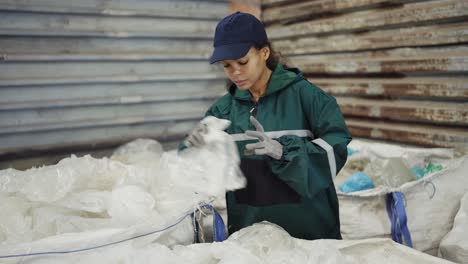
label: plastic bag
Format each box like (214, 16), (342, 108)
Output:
(5, 222), (451, 264)
(108, 185), (162, 226)
(364, 158), (415, 188)
(0, 116), (245, 246)
(153, 116), (246, 216)
(111, 138), (163, 168)
(439, 192), (468, 263)
(339, 172), (375, 193)
(0, 155), (129, 203)
(337, 139), (467, 255)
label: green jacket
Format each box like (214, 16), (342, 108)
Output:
(187, 64), (351, 240)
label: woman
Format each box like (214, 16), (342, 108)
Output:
(183, 12), (352, 240)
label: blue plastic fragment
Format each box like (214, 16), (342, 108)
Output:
(347, 147), (359, 157)
(411, 166), (426, 179)
(339, 172), (375, 193)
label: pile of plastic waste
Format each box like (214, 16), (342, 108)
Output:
(440, 192), (468, 263)
(0, 128), (464, 263)
(336, 139), (468, 260)
(337, 141), (449, 193)
(0, 116), (245, 248)
(0, 222), (453, 264)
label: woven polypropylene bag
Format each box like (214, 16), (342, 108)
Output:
(338, 141), (467, 255)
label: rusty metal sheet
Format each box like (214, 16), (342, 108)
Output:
(289, 45), (468, 60)
(0, 0), (228, 19)
(289, 46), (468, 74)
(296, 57), (468, 73)
(273, 21), (468, 54)
(337, 97), (468, 125)
(263, 0), (412, 24)
(345, 118), (468, 148)
(311, 77), (468, 99)
(230, 0), (262, 18)
(262, 0), (293, 6)
(266, 0), (468, 149)
(267, 0), (467, 37)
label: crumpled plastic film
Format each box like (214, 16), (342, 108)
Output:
(108, 185), (162, 227)
(111, 138), (164, 168)
(0, 116), (245, 246)
(153, 116), (246, 216)
(0, 155), (129, 203)
(2, 222), (450, 264)
(0, 194), (33, 244)
(439, 192), (468, 263)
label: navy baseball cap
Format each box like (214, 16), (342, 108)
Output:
(210, 12), (268, 64)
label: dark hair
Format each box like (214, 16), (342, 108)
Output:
(225, 41), (285, 92)
(254, 41), (282, 71)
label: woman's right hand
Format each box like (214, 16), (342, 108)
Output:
(184, 122), (208, 147)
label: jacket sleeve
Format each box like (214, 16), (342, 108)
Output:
(269, 84), (352, 199)
(177, 96), (231, 152)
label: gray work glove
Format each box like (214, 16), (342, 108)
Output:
(184, 122), (208, 147)
(244, 116), (283, 160)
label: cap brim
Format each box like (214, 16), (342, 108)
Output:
(209, 43), (252, 64)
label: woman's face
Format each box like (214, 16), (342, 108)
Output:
(221, 47), (270, 90)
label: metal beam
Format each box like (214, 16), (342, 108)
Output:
(289, 46), (468, 74)
(346, 118), (468, 147)
(266, 0), (467, 34)
(0, 0), (228, 19)
(311, 77), (468, 99)
(338, 97), (468, 125)
(0, 37), (212, 59)
(273, 21), (468, 54)
(0, 61), (222, 85)
(0, 11), (216, 38)
(263, 0), (419, 23)
(0, 100), (216, 134)
(0, 117), (201, 155)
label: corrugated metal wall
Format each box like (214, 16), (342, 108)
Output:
(263, 0), (468, 148)
(0, 0), (235, 167)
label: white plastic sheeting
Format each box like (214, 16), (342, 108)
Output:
(0, 222), (453, 263)
(0, 117), (245, 251)
(0, 127), (462, 263)
(154, 117), (244, 214)
(337, 140), (468, 255)
(439, 192), (468, 263)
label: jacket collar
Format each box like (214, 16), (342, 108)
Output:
(230, 64), (304, 101)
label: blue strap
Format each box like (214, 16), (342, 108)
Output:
(191, 204), (226, 243)
(386, 192), (413, 248)
(209, 205), (226, 242)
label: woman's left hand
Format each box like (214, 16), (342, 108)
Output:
(244, 116), (283, 160)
